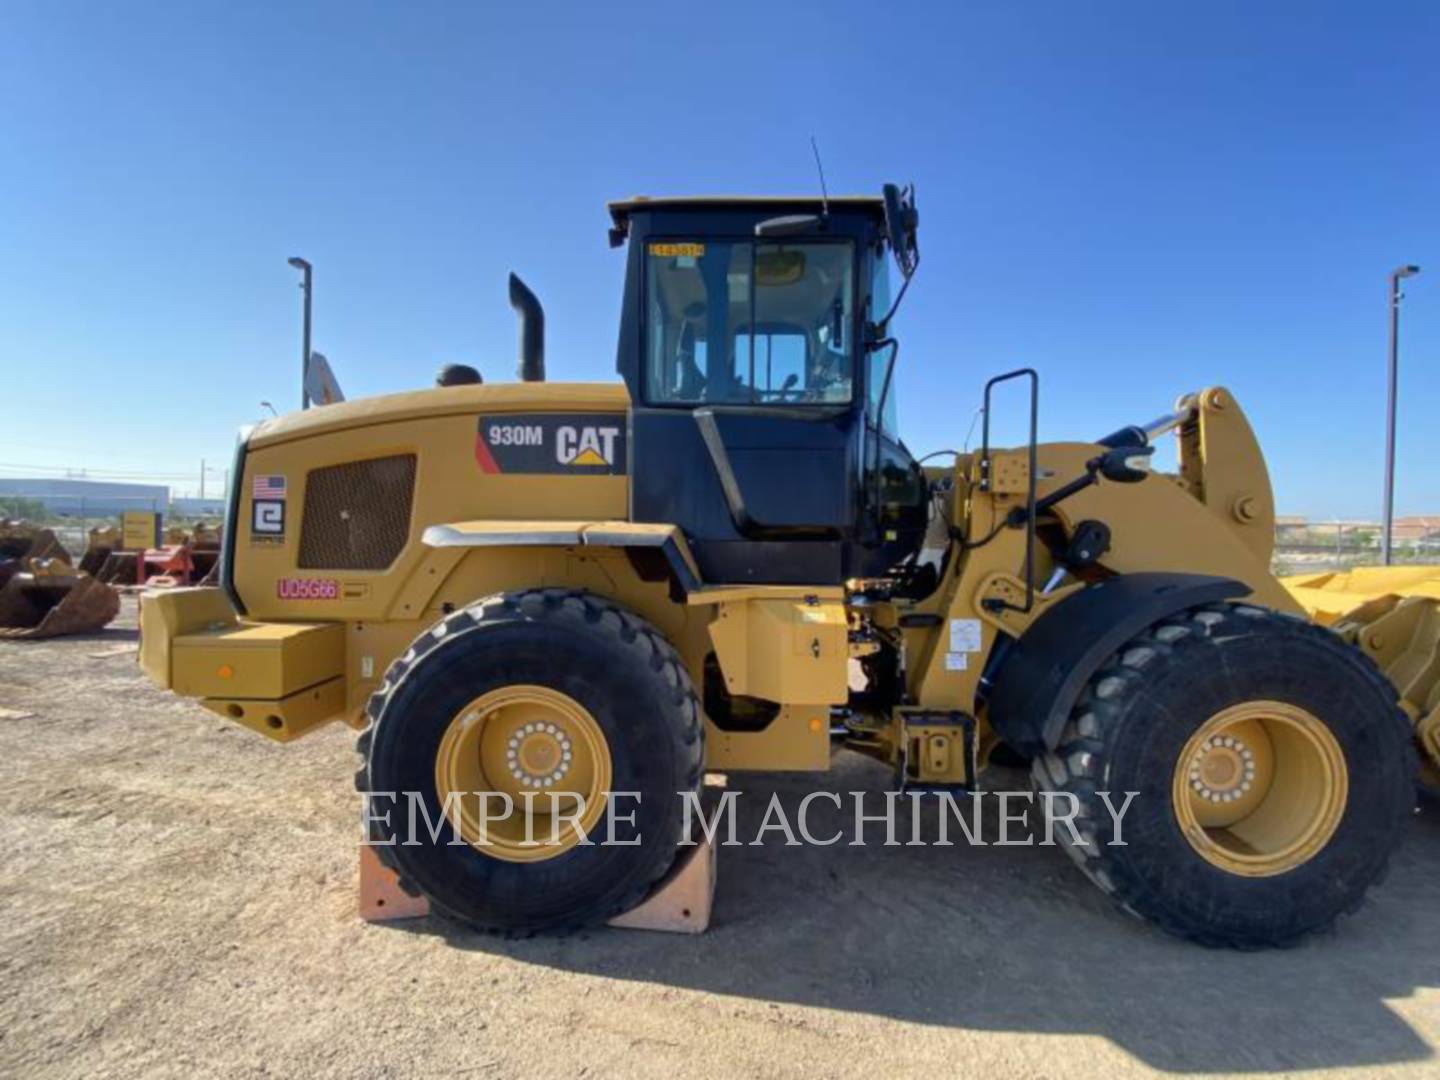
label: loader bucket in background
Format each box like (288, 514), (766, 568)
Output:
(0, 521), (68, 585)
(95, 550), (139, 585)
(1284, 567), (1440, 788)
(80, 526), (121, 576)
(0, 558), (121, 640)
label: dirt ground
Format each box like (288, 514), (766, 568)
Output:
(2, 598), (1439, 1079)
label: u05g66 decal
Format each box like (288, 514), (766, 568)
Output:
(276, 577), (339, 600)
(474, 413), (627, 475)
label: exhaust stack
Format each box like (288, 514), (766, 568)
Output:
(508, 272), (545, 382)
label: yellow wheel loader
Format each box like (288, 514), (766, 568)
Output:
(141, 187), (1427, 947)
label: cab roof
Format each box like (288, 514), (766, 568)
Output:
(607, 195), (886, 229)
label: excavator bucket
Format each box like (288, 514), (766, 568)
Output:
(0, 558), (121, 639)
(1284, 568), (1440, 788)
(0, 520), (67, 578)
(0, 522), (121, 640)
(80, 526), (121, 576)
(95, 550), (140, 585)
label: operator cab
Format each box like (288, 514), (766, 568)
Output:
(609, 189), (926, 586)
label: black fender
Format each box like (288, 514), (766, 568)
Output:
(986, 572), (1251, 758)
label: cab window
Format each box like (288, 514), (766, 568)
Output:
(645, 240), (854, 405)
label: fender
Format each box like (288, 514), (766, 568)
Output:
(421, 519), (702, 597)
(986, 572), (1250, 757)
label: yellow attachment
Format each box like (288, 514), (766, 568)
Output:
(1284, 568), (1440, 784)
(1172, 701), (1347, 877)
(1283, 566), (1440, 627)
(433, 685), (612, 862)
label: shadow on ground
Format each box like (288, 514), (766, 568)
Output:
(389, 753), (1440, 1074)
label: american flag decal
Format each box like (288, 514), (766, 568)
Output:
(252, 474), (287, 499)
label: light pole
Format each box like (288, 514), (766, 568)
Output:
(288, 257), (313, 411)
(198, 460), (219, 501)
(1382, 264), (1421, 566)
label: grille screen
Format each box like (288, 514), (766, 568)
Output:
(298, 454), (417, 570)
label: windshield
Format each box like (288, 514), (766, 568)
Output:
(644, 240), (854, 405)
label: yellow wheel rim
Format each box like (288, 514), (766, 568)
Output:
(1172, 701), (1347, 877)
(434, 685), (611, 863)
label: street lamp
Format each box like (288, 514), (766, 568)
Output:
(288, 257), (313, 411)
(1382, 264), (1421, 566)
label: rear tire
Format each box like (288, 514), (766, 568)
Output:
(357, 589), (703, 932)
(1032, 602), (1416, 948)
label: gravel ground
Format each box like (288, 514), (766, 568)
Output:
(2, 597), (1438, 1079)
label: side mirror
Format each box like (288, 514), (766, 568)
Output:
(882, 183), (919, 278)
(1097, 445), (1154, 484)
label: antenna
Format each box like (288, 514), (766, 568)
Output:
(810, 135), (830, 219)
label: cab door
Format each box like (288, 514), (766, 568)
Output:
(629, 237), (864, 585)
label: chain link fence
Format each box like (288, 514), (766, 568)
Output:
(1271, 521), (1440, 576)
(0, 492), (223, 558)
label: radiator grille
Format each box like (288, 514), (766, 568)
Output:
(298, 454), (417, 570)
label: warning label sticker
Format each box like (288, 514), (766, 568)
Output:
(949, 618), (983, 653)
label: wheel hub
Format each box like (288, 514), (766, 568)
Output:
(1172, 700), (1347, 878)
(508, 724), (574, 788)
(1189, 734), (1256, 802)
(434, 684), (611, 862)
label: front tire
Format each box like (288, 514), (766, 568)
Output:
(357, 589), (703, 932)
(1032, 602), (1416, 948)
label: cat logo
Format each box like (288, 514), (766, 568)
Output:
(475, 413), (627, 475)
(557, 425), (620, 468)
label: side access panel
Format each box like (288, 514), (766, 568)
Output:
(707, 596), (848, 705)
(700, 590), (848, 772)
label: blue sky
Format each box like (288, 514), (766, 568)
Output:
(1, 1), (1435, 516)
